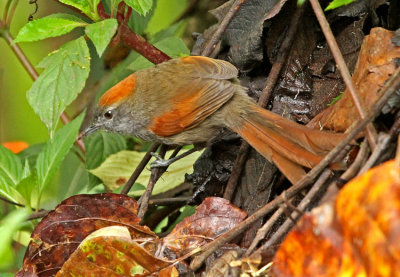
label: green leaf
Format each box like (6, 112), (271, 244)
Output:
(325, 0), (355, 10)
(14, 14), (86, 43)
(127, 37), (189, 71)
(89, 149), (202, 194)
(128, 5), (155, 35)
(84, 131), (126, 188)
(167, 205), (196, 232)
(85, 18), (118, 57)
(0, 145), (23, 186)
(0, 209), (29, 270)
(16, 173), (36, 209)
(59, 0), (101, 20)
(59, 151), (89, 198)
(328, 92), (343, 106)
(0, 176), (24, 206)
(145, 0), (188, 35)
(16, 160), (34, 208)
(36, 113), (85, 203)
(108, 0), (123, 13)
(149, 21), (186, 42)
(27, 37), (90, 136)
(18, 144), (45, 169)
(125, 0), (153, 16)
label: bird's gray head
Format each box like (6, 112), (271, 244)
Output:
(80, 104), (134, 138)
(80, 74), (137, 138)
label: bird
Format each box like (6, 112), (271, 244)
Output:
(82, 56), (346, 184)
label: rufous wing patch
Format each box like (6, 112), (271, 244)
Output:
(149, 91), (202, 137)
(99, 74), (136, 107)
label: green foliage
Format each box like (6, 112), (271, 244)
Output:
(84, 131), (127, 188)
(167, 205), (196, 232)
(0, 145), (23, 187)
(125, 0), (153, 16)
(35, 113), (85, 207)
(27, 37), (90, 136)
(328, 92), (343, 106)
(89, 149), (202, 195)
(85, 18), (118, 56)
(0, 146), (25, 204)
(2, 0), (194, 271)
(0, 209), (29, 270)
(145, 0), (188, 35)
(59, 0), (101, 20)
(325, 0), (355, 10)
(14, 14), (86, 43)
(127, 36), (189, 71)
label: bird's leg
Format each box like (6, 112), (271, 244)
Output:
(150, 147), (199, 168)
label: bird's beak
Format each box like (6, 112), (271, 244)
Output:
(78, 124), (101, 140)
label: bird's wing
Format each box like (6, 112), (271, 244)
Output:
(148, 56), (238, 137)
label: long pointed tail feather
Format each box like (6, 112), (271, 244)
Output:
(230, 104), (346, 184)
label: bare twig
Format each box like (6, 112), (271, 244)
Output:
(116, 2), (125, 22)
(125, 7), (132, 23)
(137, 146), (189, 219)
(190, 66), (400, 270)
(309, 0), (377, 149)
(358, 133), (391, 175)
(395, 135), (400, 169)
(338, 138), (369, 183)
(200, 0), (245, 57)
(6, 0), (19, 26)
(149, 196), (192, 206)
(27, 210), (50, 220)
(223, 5), (305, 200)
(2, 0), (12, 23)
(245, 206), (284, 255)
(252, 169), (332, 256)
(223, 143), (250, 199)
(121, 143), (160, 195)
(138, 145), (168, 218)
(388, 113), (400, 138)
(0, 195), (24, 207)
(97, 3), (171, 64)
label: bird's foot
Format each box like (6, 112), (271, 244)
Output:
(150, 152), (174, 168)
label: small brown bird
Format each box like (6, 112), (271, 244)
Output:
(82, 56), (345, 184)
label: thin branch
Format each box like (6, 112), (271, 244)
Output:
(138, 145), (168, 219)
(245, 206), (284, 255)
(121, 143), (160, 195)
(3, 0), (12, 24)
(223, 143), (250, 199)
(6, 0), (19, 26)
(0, 195), (24, 207)
(223, 5), (305, 200)
(396, 135), (400, 169)
(190, 66), (400, 271)
(137, 146), (185, 219)
(358, 133), (391, 175)
(27, 210), (49, 220)
(148, 196), (192, 206)
(116, 2), (125, 23)
(200, 0), (245, 57)
(309, 0), (377, 149)
(125, 7), (132, 23)
(97, 3), (171, 64)
(338, 138), (369, 184)
(253, 169), (332, 256)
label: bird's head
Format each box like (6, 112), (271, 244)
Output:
(80, 74), (136, 138)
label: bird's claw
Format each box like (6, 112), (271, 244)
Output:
(150, 152), (172, 168)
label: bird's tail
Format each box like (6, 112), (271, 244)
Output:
(229, 104), (346, 184)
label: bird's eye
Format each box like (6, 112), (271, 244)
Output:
(104, 110), (113, 120)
